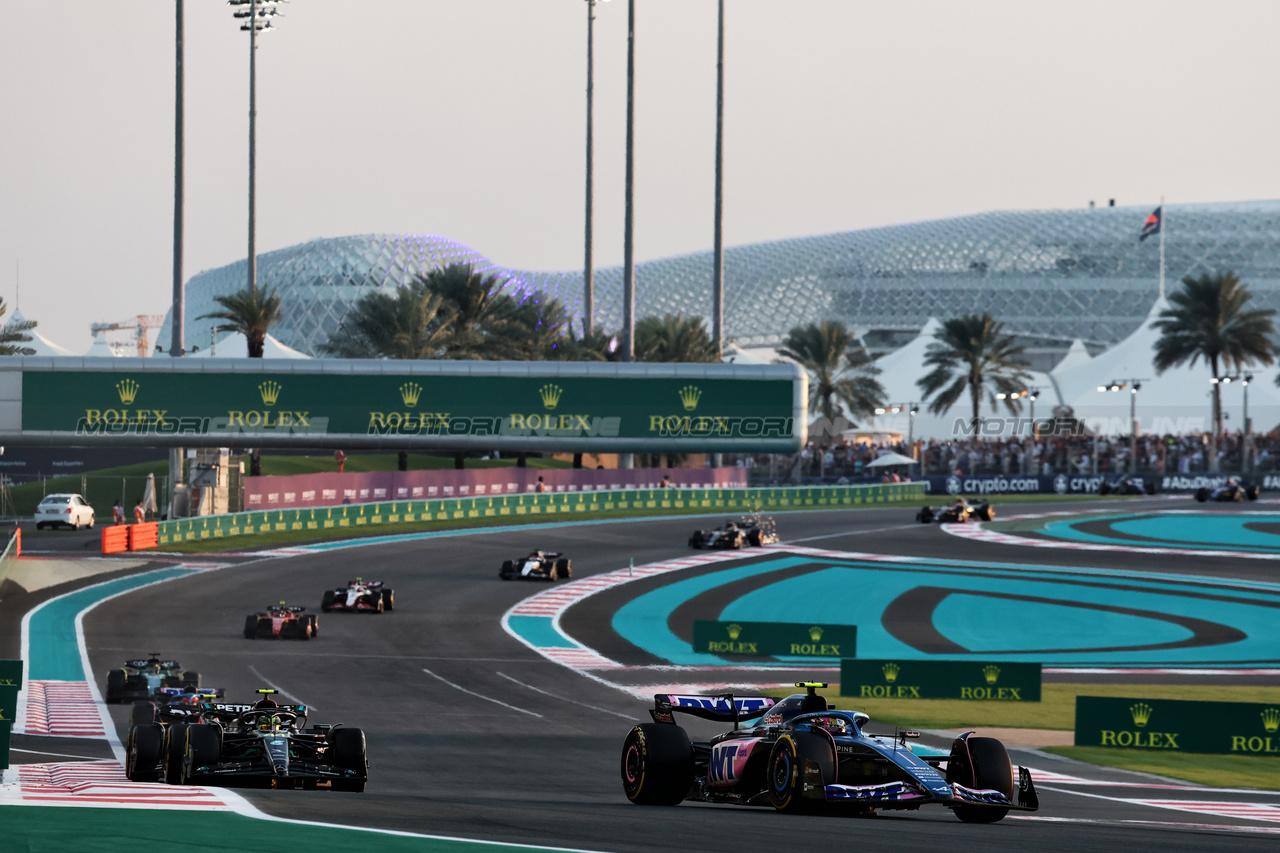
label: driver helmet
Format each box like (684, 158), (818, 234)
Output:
(258, 714), (282, 732)
(1228, 477), (1238, 486)
(146, 663), (163, 674)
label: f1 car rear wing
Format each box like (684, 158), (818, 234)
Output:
(650, 693), (778, 727)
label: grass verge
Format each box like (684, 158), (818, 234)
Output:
(1039, 746), (1280, 790)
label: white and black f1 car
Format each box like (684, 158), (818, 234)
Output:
(688, 520), (778, 549)
(621, 683), (1039, 822)
(1195, 480), (1261, 502)
(243, 603), (318, 640)
(104, 654), (200, 704)
(499, 550), (572, 581)
(916, 500), (994, 524)
(322, 578), (395, 613)
(176, 690), (368, 791)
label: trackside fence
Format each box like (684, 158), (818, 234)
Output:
(153, 483), (925, 547)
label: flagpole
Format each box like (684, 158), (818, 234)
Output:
(1158, 194), (1166, 300)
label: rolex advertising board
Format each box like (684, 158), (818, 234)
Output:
(0, 684), (16, 724)
(1, 360), (805, 452)
(1075, 696), (1280, 755)
(0, 659), (21, 687)
(840, 660), (1042, 701)
(692, 621), (857, 658)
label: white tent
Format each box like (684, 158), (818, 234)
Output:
(1052, 339), (1093, 373)
(5, 310), (77, 356)
(867, 319), (1056, 440)
(84, 330), (122, 357)
(1051, 298), (1280, 435)
(192, 332), (311, 359)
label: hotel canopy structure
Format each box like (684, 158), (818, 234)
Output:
(159, 200), (1280, 366)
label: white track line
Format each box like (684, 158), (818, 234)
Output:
(422, 668), (542, 718)
(247, 665), (317, 712)
(494, 672), (633, 720)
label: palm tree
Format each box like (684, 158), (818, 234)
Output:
(199, 286), (283, 476)
(197, 285), (283, 358)
(1153, 271), (1275, 471)
(635, 314), (719, 363)
(0, 298), (37, 355)
(418, 264), (569, 360)
(778, 321), (885, 435)
(916, 314), (1031, 436)
(319, 283), (454, 360)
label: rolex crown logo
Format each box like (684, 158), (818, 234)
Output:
(882, 663), (900, 683)
(726, 623), (742, 640)
(400, 381), (422, 408)
(679, 385), (702, 411)
(259, 381), (282, 406)
(808, 626), (824, 642)
(982, 665), (1000, 685)
(539, 383), (563, 410)
(116, 379), (140, 405)
(1262, 708), (1280, 734)
(1130, 702), (1153, 728)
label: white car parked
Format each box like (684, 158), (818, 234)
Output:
(34, 493), (96, 530)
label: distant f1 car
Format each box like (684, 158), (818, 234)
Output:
(1195, 481), (1260, 502)
(322, 578), (395, 613)
(1099, 477), (1157, 496)
(688, 520), (778, 549)
(916, 500), (994, 524)
(621, 683), (1039, 822)
(244, 603), (318, 640)
(104, 654), (200, 704)
(500, 550), (572, 581)
(177, 690), (368, 791)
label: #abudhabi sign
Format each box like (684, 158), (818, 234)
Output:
(6, 361), (805, 452)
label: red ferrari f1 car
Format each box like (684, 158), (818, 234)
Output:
(244, 603), (318, 640)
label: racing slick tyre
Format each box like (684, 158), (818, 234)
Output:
(621, 723), (694, 806)
(381, 589), (396, 611)
(767, 731), (835, 813)
(129, 700), (156, 728)
(499, 560), (515, 580)
(105, 669), (126, 703)
(916, 507), (935, 524)
(181, 725), (222, 786)
(165, 723), (189, 784)
(975, 504), (995, 522)
(298, 618), (312, 640)
(1247, 485), (1261, 500)
(308, 614), (319, 637)
(126, 724), (163, 782)
(321, 590), (337, 612)
(688, 531), (705, 548)
(747, 529), (763, 547)
(182, 671), (200, 690)
(1195, 487), (1210, 502)
(547, 565), (560, 581)
(947, 736), (1014, 824)
(330, 727), (368, 792)
(554, 558), (572, 580)
(243, 614), (258, 639)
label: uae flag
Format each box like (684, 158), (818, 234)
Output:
(1139, 206), (1162, 241)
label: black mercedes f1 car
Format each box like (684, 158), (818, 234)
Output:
(688, 520), (779, 549)
(177, 691), (368, 791)
(104, 654), (200, 704)
(322, 578), (395, 613)
(916, 500), (994, 524)
(621, 683), (1038, 822)
(499, 550), (572, 581)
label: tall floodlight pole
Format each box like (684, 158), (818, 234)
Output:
(621, 0), (636, 363)
(229, 0), (285, 295)
(584, 1), (609, 337)
(170, 0), (186, 520)
(712, 0), (725, 357)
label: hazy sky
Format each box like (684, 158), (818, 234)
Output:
(3, 1), (1278, 353)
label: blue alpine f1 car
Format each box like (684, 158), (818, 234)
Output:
(621, 683), (1039, 822)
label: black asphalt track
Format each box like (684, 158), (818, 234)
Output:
(8, 498), (1280, 851)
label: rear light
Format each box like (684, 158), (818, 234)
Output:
(65, 508), (72, 515)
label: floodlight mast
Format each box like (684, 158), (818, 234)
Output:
(227, 0), (287, 296)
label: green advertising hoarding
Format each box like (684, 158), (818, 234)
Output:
(0, 684), (16, 724)
(691, 621), (857, 658)
(1076, 696), (1280, 755)
(0, 659), (22, 687)
(2, 360), (805, 452)
(840, 660), (1041, 701)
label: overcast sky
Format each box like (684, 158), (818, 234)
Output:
(2, 1), (1278, 353)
